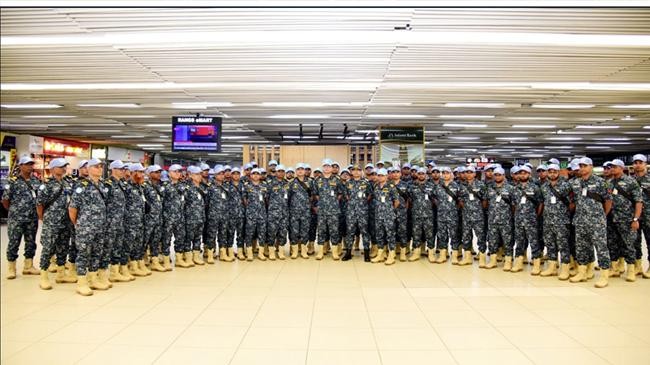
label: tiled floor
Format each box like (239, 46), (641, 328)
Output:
(1, 225), (650, 365)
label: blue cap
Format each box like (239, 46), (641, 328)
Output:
(129, 163), (145, 172)
(48, 158), (68, 169)
(633, 154), (647, 163)
(109, 160), (125, 170)
(494, 167), (505, 175)
(168, 164), (183, 172)
(78, 159), (89, 169)
(87, 158), (103, 167)
(322, 158), (333, 166)
(18, 155), (34, 165)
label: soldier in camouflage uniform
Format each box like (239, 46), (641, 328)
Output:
(306, 165), (318, 254)
(2, 156), (40, 279)
(457, 166), (487, 267)
(205, 166), (230, 264)
(103, 160), (132, 283)
(184, 166), (206, 266)
(632, 154), (650, 278)
(608, 159), (643, 282)
(407, 168), (435, 262)
(68, 158), (108, 296)
(338, 168), (350, 253)
(569, 157), (613, 288)
(313, 159), (344, 260)
(288, 163), (312, 259)
(365, 166), (378, 257)
(267, 164), (289, 260)
(227, 167), (246, 260)
(162, 164), (189, 268)
(36, 158), (76, 289)
(432, 167), (462, 264)
(371, 168), (400, 265)
(342, 164), (372, 262)
(486, 167), (515, 270)
(65, 160), (88, 271)
(511, 166), (544, 274)
(244, 168), (269, 261)
(539, 164), (572, 279)
(123, 163), (150, 277)
(389, 167), (411, 261)
(143, 165), (165, 272)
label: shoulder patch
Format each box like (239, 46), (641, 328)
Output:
(75, 187), (83, 193)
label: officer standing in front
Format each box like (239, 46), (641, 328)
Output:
(539, 164), (572, 279)
(371, 168), (400, 265)
(407, 168), (436, 262)
(313, 159), (344, 260)
(632, 154), (650, 278)
(288, 163), (312, 259)
(342, 164), (372, 262)
(267, 164), (289, 260)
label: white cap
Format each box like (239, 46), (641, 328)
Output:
(465, 166), (476, 173)
(611, 159), (625, 168)
(547, 164), (560, 171)
(494, 167), (505, 175)
(187, 165), (201, 174)
(78, 159), (89, 169)
(548, 158), (560, 165)
(87, 158), (103, 167)
(244, 163), (253, 170)
(268, 160), (278, 166)
(417, 167), (426, 174)
(213, 164), (223, 171)
(18, 155), (35, 165)
(224, 165), (232, 171)
(200, 163), (210, 171)
(377, 168), (388, 176)
(168, 164), (183, 172)
(579, 157), (593, 166)
(633, 154), (647, 163)
(332, 161), (340, 167)
(48, 158), (68, 169)
(322, 158), (333, 166)
(376, 160), (384, 166)
(296, 163), (305, 170)
(304, 164), (311, 169)
(411, 165), (419, 171)
(365, 163), (374, 169)
(251, 161), (258, 167)
(536, 164), (548, 171)
(214, 166), (225, 174)
(403, 163), (411, 168)
(109, 160), (125, 170)
(260, 168), (266, 173)
(232, 167), (242, 173)
(286, 167), (295, 173)
(511, 166), (520, 174)
(520, 166), (532, 173)
(146, 164), (162, 174)
(129, 163), (145, 172)
(314, 168), (322, 173)
(251, 168), (261, 174)
(341, 169), (350, 175)
(441, 167), (452, 173)
(276, 164), (286, 171)
(208, 169), (215, 175)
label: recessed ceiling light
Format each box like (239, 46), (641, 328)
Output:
(586, 146), (611, 149)
(107, 115), (156, 118)
(77, 103), (140, 108)
(609, 104), (650, 109)
(171, 102), (233, 109)
(268, 115), (330, 119)
(592, 138), (630, 141)
(496, 137), (528, 140)
(575, 125), (620, 129)
(545, 137), (582, 140)
(137, 144), (164, 147)
(366, 114), (426, 118)
(444, 103), (506, 108)
(439, 115), (494, 119)
(443, 123), (487, 128)
(448, 136), (480, 140)
(1, 103), (61, 109)
(506, 117), (561, 121)
(111, 135), (145, 138)
(512, 124), (557, 129)
(146, 124), (171, 127)
(532, 103), (594, 109)
(22, 115), (76, 118)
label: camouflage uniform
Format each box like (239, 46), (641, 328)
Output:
(104, 176), (127, 267)
(609, 175), (642, 264)
(372, 182), (398, 250)
(393, 180), (410, 248)
(244, 182), (268, 246)
(540, 180), (571, 263)
(570, 174), (612, 269)
(408, 180), (436, 249)
(226, 180), (246, 249)
(343, 178), (372, 249)
(458, 180), (487, 253)
(200, 181), (211, 251)
(288, 177), (312, 245)
(65, 175), (80, 264)
(267, 178), (290, 245)
(184, 183), (206, 251)
(162, 180), (186, 256)
(512, 182), (543, 259)
(36, 177), (72, 270)
(486, 183), (515, 255)
(124, 180), (146, 261)
(143, 180), (164, 257)
(70, 179), (107, 275)
(433, 181), (461, 251)
(313, 175), (344, 245)
(206, 182), (230, 250)
(2, 175), (39, 262)
(635, 173), (650, 260)
(308, 177), (318, 243)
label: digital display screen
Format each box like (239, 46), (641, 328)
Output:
(172, 116), (222, 152)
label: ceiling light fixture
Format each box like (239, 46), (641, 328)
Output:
(22, 115), (76, 118)
(77, 103), (140, 108)
(444, 103), (506, 108)
(512, 124), (557, 129)
(443, 123), (487, 128)
(575, 125), (620, 129)
(366, 114), (426, 118)
(268, 115), (330, 119)
(532, 103), (594, 109)
(1, 103), (61, 109)
(439, 115), (494, 119)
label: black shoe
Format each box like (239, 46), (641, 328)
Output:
(364, 248), (371, 262)
(342, 249), (353, 261)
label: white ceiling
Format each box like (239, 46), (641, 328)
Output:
(1, 7), (649, 163)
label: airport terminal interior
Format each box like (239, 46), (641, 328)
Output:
(1, 5), (650, 365)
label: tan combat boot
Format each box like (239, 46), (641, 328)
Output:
(218, 248), (227, 262)
(635, 259), (643, 276)
(98, 269), (113, 288)
(277, 245), (286, 260)
(151, 257), (166, 271)
(370, 244), (378, 258)
(138, 260), (152, 275)
(6, 261), (17, 280)
(569, 256), (578, 276)
(130, 260), (147, 277)
(268, 247), (277, 261)
(88, 272), (109, 290)
(478, 253), (487, 268)
(67, 263), (79, 282)
(258, 246), (268, 261)
(315, 245), (324, 260)
(371, 249), (386, 263)
(540, 261), (558, 277)
(486, 254), (498, 269)
(451, 250), (460, 265)
(56, 265), (78, 283)
(236, 249), (246, 261)
(409, 247), (421, 262)
(436, 249), (448, 264)
(290, 245), (299, 259)
(108, 264), (129, 283)
(511, 256), (524, 273)
(399, 247), (407, 262)
(531, 258), (542, 276)
(162, 256), (173, 271)
(47, 256), (57, 273)
(385, 250), (396, 265)
(301, 244), (310, 259)
(586, 262), (595, 280)
(595, 269), (610, 288)
(503, 256), (513, 271)
(76, 274), (93, 296)
(120, 264), (135, 281)
(307, 241), (315, 255)
(625, 264), (637, 282)
(558, 263), (571, 280)
(205, 249), (215, 264)
(246, 247), (254, 261)
(175, 253), (190, 268)
(331, 245), (340, 260)
(22, 258), (40, 275)
(183, 252), (195, 267)
(610, 260), (621, 277)
(227, 247), (235, 261)
(496, 246), (505, 262)
(570, 265), (588, 283)
(460, 251), (473, 266)
(192, 251), (205, 265)
(39, 270), (52, 290)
